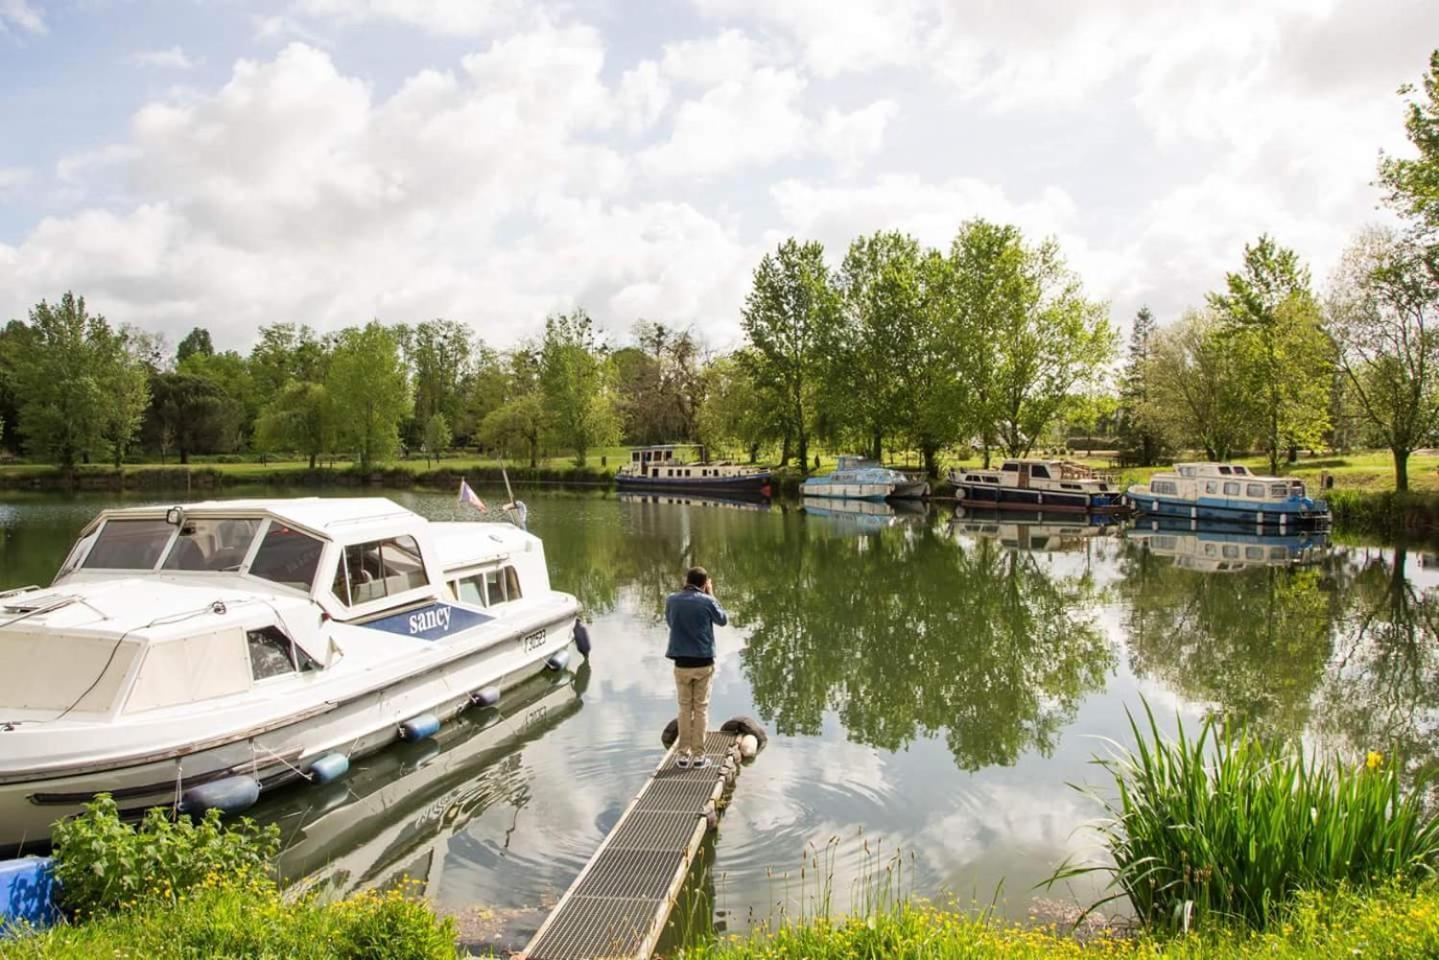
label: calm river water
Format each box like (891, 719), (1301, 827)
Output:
(2, 488), (1436, 949)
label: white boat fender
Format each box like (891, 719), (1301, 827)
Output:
(738, 735), (760, 759)
(307, 753), (349, 785)
(574, 621), (592, 658)
(399, 713), (441, 742)
(545, 649), (571, 671)
(720, 715), (769, 753)
(469, 686), (501, 709)
(180, 775), (260, 816)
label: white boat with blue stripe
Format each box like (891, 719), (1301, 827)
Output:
(0, 497), (583, 853)
(1126, 462), (1329, 528)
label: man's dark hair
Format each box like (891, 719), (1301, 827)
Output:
(685, 566), (709, 589)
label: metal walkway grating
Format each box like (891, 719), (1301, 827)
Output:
(522, 731), (741, 960)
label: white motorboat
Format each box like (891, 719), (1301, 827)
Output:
(0, 497), (584, 852)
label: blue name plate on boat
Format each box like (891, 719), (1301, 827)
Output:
(362, 602), (491, 641)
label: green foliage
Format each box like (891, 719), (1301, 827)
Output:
(538, 309), (621, 466)
(681, 884), (1439, 959)
(405, 319), (474, 440)
(145, 370), (229, 464)
(326, 320), (410, 470)
(421, 411), (451, 466)
(1054, 701), (1439, 931)
(614, 321), (705, 445)
(1209, 235), (1333, 472)
(1142, 310), (1258, 461)
(98, 326), (152, 468)
(9, 293), (147, 469)
(1378, 49), (1439, 238)
(478, 394), (546, 468)
(253, 380), (333, 469)
(741, 238), (840, 471)
(49, 794), (280, 918)
(1117, 305), (1165, 465)
(696, 351), (782, 461)
(8, 876), (458, 960)
(174, 326), (214, 364)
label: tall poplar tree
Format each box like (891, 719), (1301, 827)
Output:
(327, 321), (409, 470)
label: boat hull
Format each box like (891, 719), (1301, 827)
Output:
(950, 480), (1126, 514)
(615, 472), (772, 497)
(800, 480), (892, 501)
(1127, 491), (1330, 528)
(0, 607), (579, 854)
(889, 479), (931, 499)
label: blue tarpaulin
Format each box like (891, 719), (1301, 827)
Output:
(0, 857), (57, 933)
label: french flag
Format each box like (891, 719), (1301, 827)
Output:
(457, 479), (487, 514)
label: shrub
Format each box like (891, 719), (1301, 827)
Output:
(1053, 702), (1439, 931)
(49, 794), (280, 918)
(6, 879), (459, 960)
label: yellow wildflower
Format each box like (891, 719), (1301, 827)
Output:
(1367, 750), (1384, 770)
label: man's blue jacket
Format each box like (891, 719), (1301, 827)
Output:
(665, 585), (728, 660)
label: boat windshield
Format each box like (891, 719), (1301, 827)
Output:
(82, 519), (174, 570)
(162, 518), (262, 572)
(248, 524), (326, 592)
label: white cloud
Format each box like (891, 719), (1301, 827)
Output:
(616, 60), (669, 135)
(816, 101), (898, 179)
(659, 28), (769, 86)
(0, 0), (45, 35)
(0, 166), (32, 199)
(129, 46), (200, 70)
(690, 0), (929, 77)
(56, 144), (141, 184)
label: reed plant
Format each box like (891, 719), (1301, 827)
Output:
(1052, 700), (1439, 931)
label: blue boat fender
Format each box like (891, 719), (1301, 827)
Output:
(399, 713), (441, 742)
(545, 649), (571, 671)
(307, 752), (349, 784)
(180, 775), (261, 816)
(574, 621), (592, 658)
(470, 686), (501, 709)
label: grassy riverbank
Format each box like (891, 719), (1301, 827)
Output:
(681, 883), (1439, 960)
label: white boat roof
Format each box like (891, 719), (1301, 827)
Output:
(1168, 462), (1302, 482)
(89, 497), (419, 545)
(429, 521), (539, 571)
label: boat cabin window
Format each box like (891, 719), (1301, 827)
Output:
(1270, 483), (1289, 498)
(1150, 480), (1178, 495)
(1001, 462), (1018, 472)
(247, 625), (315, 681)
(1223, 544), (1240, 559)
(1246, 483), (1265, 498)
(452, 565), (523, 607)
(162, 518), (261, 572)
(332, 535), (427, 605)
(1217, 466), (1232, 474)
(1246, 546), (1265, 560)
(1232, 466), (1250, 476)
(1179, 466), (1196, 477)
(82, 518), (174, 570)
(1223, 481), (1241, 496)
(1204, 481), (1218, 494)
(1030, 465), (1051, 479)
(249, 524), (325, 591)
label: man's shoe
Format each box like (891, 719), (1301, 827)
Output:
(691, 756), (712, 770)
(675, 755), (691, 769)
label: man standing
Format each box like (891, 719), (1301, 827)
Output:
(665, 565), (727, 769)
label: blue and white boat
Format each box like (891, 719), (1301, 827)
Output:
(1128, 518), (1329, 571)
(802, 456), (929, 501)
(1126, 462), (1329, 528)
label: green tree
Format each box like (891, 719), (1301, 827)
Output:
(10, 293), (133, 468)
(1143, 310), (1259, 460)
(479, 395), (545, 468)
(248, 323), (327, 409)
(832, 231), (925, 460)
(538, 310), (620, 466)
(1209, 235), (1332, 473)
(947, 221), (1113, 460)
(407, 320), (474, 441)
(422, 412), (451, 467)
(1116, 306), (1165, 465)
(326, 321), (409, 470)
(1327, 227), (1439, 490)
(98, 329), (151, 468)
(178, 350), (256, 453)
(1378, 50), (1439, 240)
(253, 381), (333, 469)
(696, 351), (782, 462)
(175, 326), (214, 364)
(614, 321), (704, 445)
(740, 238), (839, 472)
(145, 371), (228, 464)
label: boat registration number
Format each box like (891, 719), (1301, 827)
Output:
(521, 629), (547, 652)
(523, 705), (547, 729)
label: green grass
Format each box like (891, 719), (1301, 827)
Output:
(1052, 702), (1439, 932)
(2, 878), (459, 960)
(679, 883), (1439, 959)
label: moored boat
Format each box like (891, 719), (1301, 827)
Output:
(0, 497), (582, 853)
(802, 456), (930, 501)
(1128, 518), (1329, 571)
(947, 459), (1125, 513)
(1125, 462), (1329, 528)
(615, 444), (772, 497)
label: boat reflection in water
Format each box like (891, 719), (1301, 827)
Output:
(259, 668), (586, 900)
(947, 506), (1120, 552)
(801, 496), (926, 532)
(1127, 518), (1330, 571)
(616, 491), (771, 511)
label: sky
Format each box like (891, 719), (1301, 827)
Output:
(1, 0), (1437, 354)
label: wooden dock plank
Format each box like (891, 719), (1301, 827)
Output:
(520, 732), (742, 960)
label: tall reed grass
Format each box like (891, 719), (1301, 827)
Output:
(1052, 701), (1439, 931)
